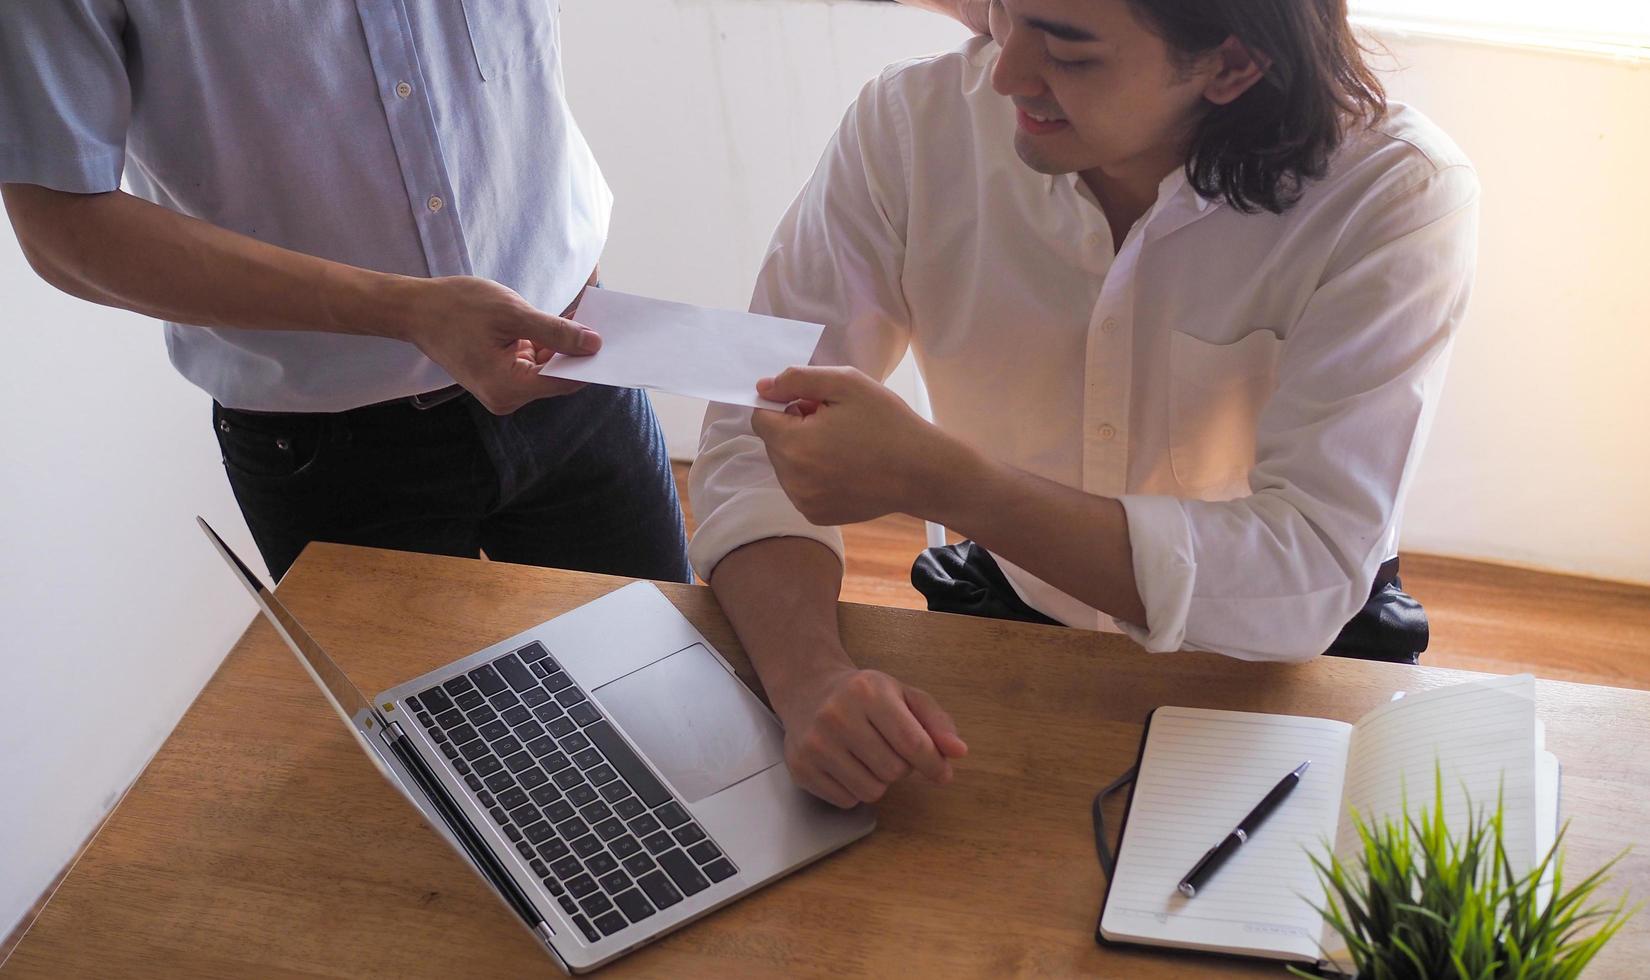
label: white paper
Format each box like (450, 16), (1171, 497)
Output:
(537, 288), (824, 409)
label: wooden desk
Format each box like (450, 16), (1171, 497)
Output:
(8, 544), (1648, 977)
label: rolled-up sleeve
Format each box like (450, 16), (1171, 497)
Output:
(688, 71), (915, 582)
(0, 0), (131, 192)
(1118, 163), (1481, 661)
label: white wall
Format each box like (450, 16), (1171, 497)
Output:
(0, 232), (264, 936)
(566, 0), (1650, 584)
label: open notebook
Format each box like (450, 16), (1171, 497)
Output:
(1098, 674), (1559, 971)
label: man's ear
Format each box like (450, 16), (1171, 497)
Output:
(1202, 36), (1271, 106)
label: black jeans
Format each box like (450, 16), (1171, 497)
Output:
(912, 541), (1428, 664)
(213, 384), (690, 584)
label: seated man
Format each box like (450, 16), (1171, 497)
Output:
(690, 0), (1478, 808)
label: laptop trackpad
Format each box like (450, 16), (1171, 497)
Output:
(592, 643), (785, 803)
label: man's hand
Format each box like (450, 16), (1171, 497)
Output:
(396, 275), (601, 415)
(768, 659), (968, 809)
(752, 365), (971, 526)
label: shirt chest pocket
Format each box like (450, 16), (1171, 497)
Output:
(459, 0), (559, 80)
(1167, 329), (1284, 494)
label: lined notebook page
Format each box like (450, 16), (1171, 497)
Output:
(1101, 707), (1352, 962)
(1330, 673), (1538, 954)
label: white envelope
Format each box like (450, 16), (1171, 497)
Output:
(538, 288), (824, 410)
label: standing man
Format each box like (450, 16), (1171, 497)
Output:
(0, 0), (984, 582)
(691, 0), (1478, 808)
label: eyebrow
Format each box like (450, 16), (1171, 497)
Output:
(1024, 16), (1100, 43)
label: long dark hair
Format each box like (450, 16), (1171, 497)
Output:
(1126, 0), (1387, 214)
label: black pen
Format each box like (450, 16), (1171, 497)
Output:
(1176, 760), (1311, 898)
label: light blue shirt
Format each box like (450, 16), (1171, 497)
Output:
(0, 0), (612, 411)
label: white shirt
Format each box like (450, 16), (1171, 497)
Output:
(1, 1), (610, 412)
(689, 38), (1479, 663)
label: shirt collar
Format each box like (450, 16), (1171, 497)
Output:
(1050, 167), (1220, 214)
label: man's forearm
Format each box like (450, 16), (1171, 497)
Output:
(707, 536), (853, 713)
(926, 446), (1148, 627)
(2, 184), (418, 339)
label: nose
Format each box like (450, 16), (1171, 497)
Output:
(990, 19), (1049, 100)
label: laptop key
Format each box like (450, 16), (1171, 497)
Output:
(406, 695), (423, 711)
(466, 702), (498, 724)
(588, 764), (619, 788)
(442, 674), (475, 695)
(572, 914), (602, 943)
(610, 834), (642, 859)
(477, 791), (496, 808)
(555, 816), (589, 840)
(655, 802), (690, 829)
(641, 830), (673, 855)
(598, 869), (631, 894)
(636, 870), (683, 910)
(514, 719), (545, 742)
(614, 888), (656, 923)
(487, 689), (520, 710)
(472, 754), (503, 776)
(532, 703), (565, 724)
(687, 841), (721, 865)
(553, 768), (584, 790)
(570, 834), (605, 859)
(566, 784), (598, 807)
(550, 854), (583, 879)
(545, 800), (576, 823)
(542, 671), (575, 693)
(530, 858), (549, 877)
(447, 723), (479, 746)
(614, 797), (646, 821)
(569, 702), (602, 727)
(544, 875), (567, 897)
(527, 739), (563, 761)
(585, 852), (619, 877)
(419, 687), (455, 715)
(621, 852), (656, 877)
(585, 721), (671, 807)
(573, 748), (603, 770)
(522, 821), (555, 845)
(566, 874), (599, 899)
(554, 687), (587, 708)
(491, 734), (523, 756)
(579, 800), (612, 823)
(628, 814), (661, 838)
(439, 742), (459, 760)
(519, 642), (551, 662)
(496, 786), (528, 810)
(578, 892), (614, 917)
(463, 773), (484, 792)
(454, 689), (485, 712)
(597, 779), (630, 803)
(594, 818), (627, 842)
(530, 784), (563, 807)
(560, 732), (592, 753)
(434, 708), (464, 729)
(478, 719), (510, 742)
(516, 841), (536, 859)
(520, 687), (552, 708)
(657, 849), (710, 896)
(484, 770), (515, 794)
(547, 717), (577, 738)
(453, 757), (471, 774)
(594, 910), (629, 937)
(458, 739), (492, 763)
(494, 654), (538, 693)
(469, 665), (506, 696)
(508, 803), (541, 826)
(501, 705), (533, 727)
(489, 806), (510, 825)
(430, 728), (450, 744)
(502, 751), (536, 774)
(560, 896), (580, 917)
(673, 823), (706, 847)
(538, 838), (571, 862)
(516, 767), (549, 790)
(530, 661), (551, 679)
(416, 712), (436, 729)
(702, 858), (736, 882)
(503, 824), (523, 842)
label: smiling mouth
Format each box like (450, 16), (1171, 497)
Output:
(1016, 106), (1070, 134)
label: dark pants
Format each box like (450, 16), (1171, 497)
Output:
(213, 384), (690, 584)
(912, 541), (1428, 664)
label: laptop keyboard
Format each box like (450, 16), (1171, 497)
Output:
(405, 641), (738, 943)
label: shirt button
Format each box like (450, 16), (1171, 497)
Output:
(1101, 317), (1119, 335)
(395, 81), (413, 99)
(427, 195), (445, 213)
(1097, 424), (1117, 442)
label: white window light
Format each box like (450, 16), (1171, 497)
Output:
(1351, 0), (1650, 57)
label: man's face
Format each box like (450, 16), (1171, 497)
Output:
(988, 0), (1215, 180)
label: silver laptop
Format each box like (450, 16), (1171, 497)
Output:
(199, 518), (874, 973)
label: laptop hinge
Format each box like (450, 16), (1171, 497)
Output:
(384, 720), (409, 742)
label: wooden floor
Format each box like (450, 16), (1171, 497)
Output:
(673, 464), (1650, 691)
